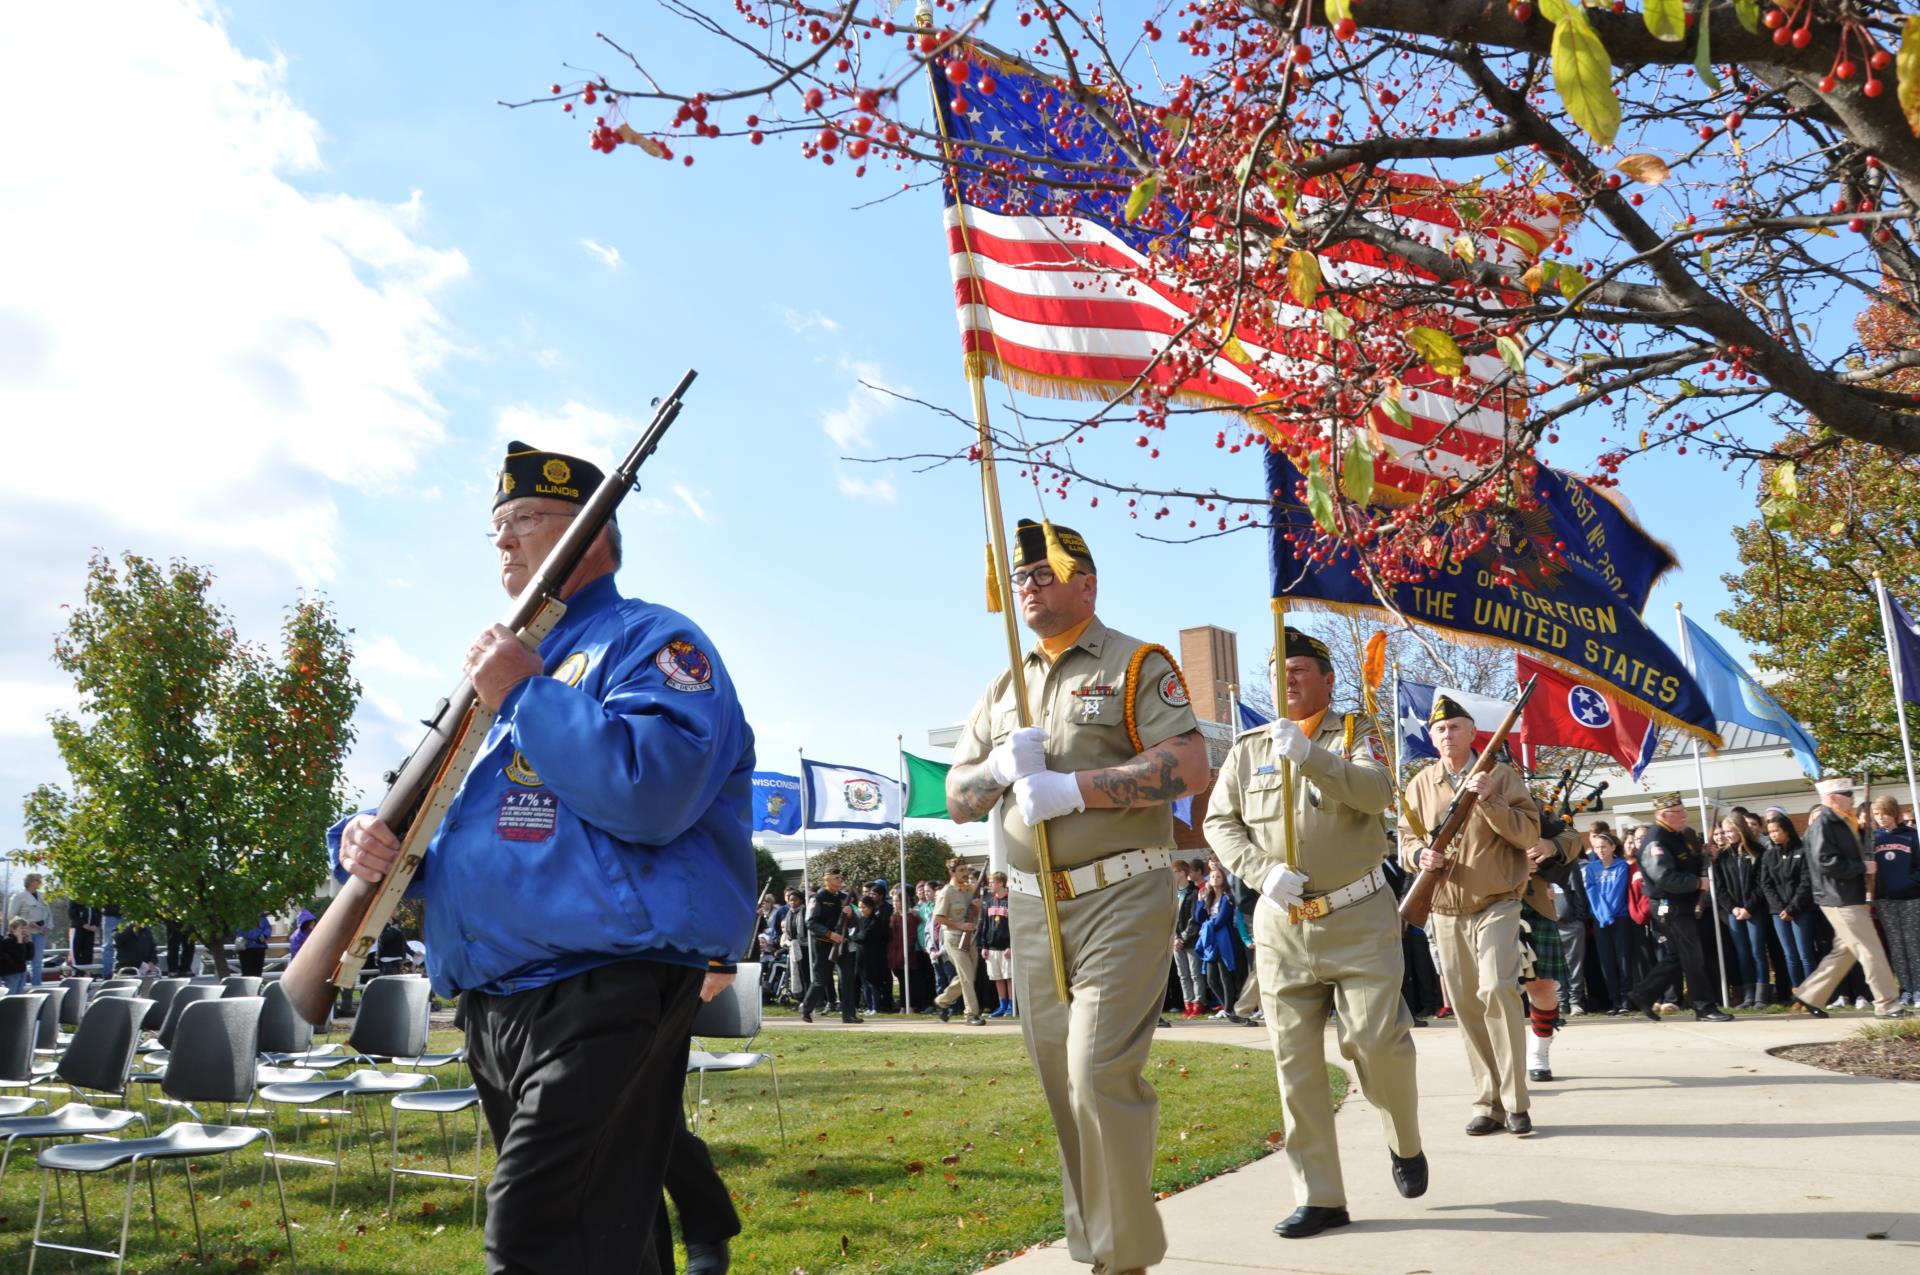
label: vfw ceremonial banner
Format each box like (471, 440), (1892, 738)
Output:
(750, 771), (803, 835)
(1515, 653), (1658, 780)
(801, 759), (902, 831)
(1395, 680), (1519, 764)
(1268, 450), (1720, 747)
(902, 752), (954, 821)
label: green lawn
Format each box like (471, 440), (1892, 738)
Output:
(0, 1026), (1339, 1274)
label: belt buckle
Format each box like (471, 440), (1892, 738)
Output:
(1050, 870), (1077, 902)
(1288, 895), (1331, 924)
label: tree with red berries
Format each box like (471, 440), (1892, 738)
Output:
(21, 553), (360, 977)
(526, 1), (1920, 584)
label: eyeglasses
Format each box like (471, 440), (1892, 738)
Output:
(485, 510), (578, 542)
(1009, 565), (1058, 590)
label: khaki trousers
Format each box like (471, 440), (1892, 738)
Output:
(1255, 888), (1421, 1208)
(1431, 899), (1528, 1119)
(934, 934), (981, 1016)
(1796, 904), (1902, 1014)
(1010, 869), (1173, 1272)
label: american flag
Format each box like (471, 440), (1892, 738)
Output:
(934, 46), (1564, 499)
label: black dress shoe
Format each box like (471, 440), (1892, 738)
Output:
(685, 1239), (730, 1275)
(1389, 1150), (1428, 1198)
(1274, 1204), (1351, 1238)
(1505, 1111), (1533, 1137)
(1528, 1068), (1553, 1082)
(1632, 997), (1660, 1022)
(1464, 1115), (1503, 1136)
(1410, 1015), (1429, 1027)
(1694, 1008), (1732, 1022)
(842, 1014), (863, 1024)
(1792, 996), (1829, 1018)
(799, 1009), (813, 1023)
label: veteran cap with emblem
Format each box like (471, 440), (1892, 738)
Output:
(1650, 792), (1686, 812)
(1012, 517), (1094, 575)
(1427, 693), (1474, 726)
(495, 440), (605, 510)
(1269, 626), (1331, 666)
(1814, 776), (1857, 798)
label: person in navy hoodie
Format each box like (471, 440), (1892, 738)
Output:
(332, 440), (755, 1275)
(1870, 795), (1920, 1006)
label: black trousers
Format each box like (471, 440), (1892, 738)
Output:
(654, 1127), (741, 1266)
(238, 947), (267, 977)
(466, 959), (702, 1275)
(72, 927), (94, 967)
(1633, 902), (1720, 1013)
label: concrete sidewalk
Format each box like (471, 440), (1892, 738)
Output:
(981, 1014), (1920, 1273)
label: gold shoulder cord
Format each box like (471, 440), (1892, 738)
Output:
(1344, 712), (1356, 757)
(1123, 644), (1191, 755)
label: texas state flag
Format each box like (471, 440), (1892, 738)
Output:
(1515, 653), (1658, 780)
(1395, 680), (1521, 764)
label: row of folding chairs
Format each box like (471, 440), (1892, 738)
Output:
(0, 976), (480, 1269)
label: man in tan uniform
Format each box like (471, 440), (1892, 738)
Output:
(1399, 695), (1542, 1136)
(948, 519), (1209, 1275)
(1206, 628), (1424, 1240)
(930, 856), (985, 1025)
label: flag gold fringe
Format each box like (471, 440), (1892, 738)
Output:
(985, 543), (1003, 613)
(1042, 519), (1077, 584)
(1272, 593), (1725, 752)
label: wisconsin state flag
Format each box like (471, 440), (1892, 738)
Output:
(1516, 652), (1658, 780)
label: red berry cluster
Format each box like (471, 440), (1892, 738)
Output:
(1763, 2), (1894, 98)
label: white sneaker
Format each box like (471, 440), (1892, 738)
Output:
(1568, 1004), (1587, 1017)
(1854, 996), (1874, 1010)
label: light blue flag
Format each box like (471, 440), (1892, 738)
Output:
(1236, 700), (1271, 730)
(1681, 615), (1820, 777)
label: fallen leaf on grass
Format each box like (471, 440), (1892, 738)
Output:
(1265, 1130), (1286, 1146)
(941, 1154), (961, 1165)
(904, 1161), (925, 1175)
(421, 1201), (437, 1216)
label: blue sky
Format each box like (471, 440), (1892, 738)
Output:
(0, 1), (1783, 859)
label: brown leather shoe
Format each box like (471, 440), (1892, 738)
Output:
(1464, 1115), (1503, 1136)
(1505, 1111), (1534, 1137)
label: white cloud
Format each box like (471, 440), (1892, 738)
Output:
(534, 348), (563, 370)
(671, 484), (712, 523)
(0, 680), (77, 739)
(354, 636), (439, 680)
(0, 1), (466, 587)
(821, 357), (909, 451)
(782, 308), (841, 335)
(491, 401), (640, 471)
(835, 473), (897, 503)
(579, 238), (622, 270)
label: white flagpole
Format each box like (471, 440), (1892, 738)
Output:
(1675, 603), (1732, 1010)
(1875, 576), (1920, 824)
(897, 734), (911, 1014)
(798, 746), (812, 896)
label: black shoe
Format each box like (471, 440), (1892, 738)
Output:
(685, 1239), (730, 1275)
(938, 1006), (952, 1023)
(1389, 1151), (1428, 1199)
(1694, 1008), (1733, 1022)
(1274, 1204), (1351, 1239)
(1528, 1068), (1553, 1082)
(799, 1009), (814, 1024)
(967, 1015), (987, 1026)
(1464, 1115), (1503, 1136)
(1632, 997), (1660, 1022)
(842, 1015), (863, 1024)
(1410, 1015), (1429, 1027)
(1792, 995), (1829, 1018)
(1505, 1111), (1533, 1137)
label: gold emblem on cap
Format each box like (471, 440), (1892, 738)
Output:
(500, 471), (516, 495)
(543, 459), (572, 485)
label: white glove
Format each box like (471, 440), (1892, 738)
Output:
(1261, 863), (1310, 909)
(1012, 769), (1086, 825)
(987, 725), (1050, 786)
(1269, 719), (1311, 764)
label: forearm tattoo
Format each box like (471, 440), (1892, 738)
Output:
(947, 761), (1007, 823)
(1087, 735), (1195, 808)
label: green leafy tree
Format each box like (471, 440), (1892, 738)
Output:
(808, 831), (954, 894)
(21, 552), (359, 975)
(753, 843), (785, 895)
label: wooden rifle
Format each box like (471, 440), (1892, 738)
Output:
(1397, 676), (1538, 929)
(281, 369), (698, 1025)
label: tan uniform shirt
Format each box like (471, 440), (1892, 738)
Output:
(1205, 713), (1393, 894)
(932, 882), (975, 947)
(954, 616), (1197, 872)
(1397, 757), (1541, 916)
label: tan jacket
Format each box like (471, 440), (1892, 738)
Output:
(1205, 713), (1393, 895)
(954, 616), (1197, 872)
(1397, 757), (1541, 917)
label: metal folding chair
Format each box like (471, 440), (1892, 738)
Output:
(685, 961), (784, 1143)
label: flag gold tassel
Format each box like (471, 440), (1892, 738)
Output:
(1043, 519), (1077, 583)
(986, 543), (1003, 613)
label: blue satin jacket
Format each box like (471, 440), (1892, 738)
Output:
(331, 575), (756, 997)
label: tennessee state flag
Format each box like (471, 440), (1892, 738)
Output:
(1516, 653), (1658, 780)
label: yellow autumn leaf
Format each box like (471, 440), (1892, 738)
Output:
(1552, 9), (1621, 146)
(1407, 326), (1465, 377)
(1616, 154), (1672, 186)
(1451, 233), (1477, 262)
(615, 124), (669, 158)
(1521, 262), (1546, 293)
(1901, 16), (1920, 138)
(1288, 250), (1323, 308)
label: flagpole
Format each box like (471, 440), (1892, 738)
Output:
(926, 22), (1069, 1002)
(897, 734), (911, 1014)
(798, 746), (812, 897)
(1874, 576), (1920, 827)
(1273, 601), (1296, 869)
(1675, 603), (1732, 1010)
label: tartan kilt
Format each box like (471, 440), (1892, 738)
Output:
(1519, 901), (1570, 984)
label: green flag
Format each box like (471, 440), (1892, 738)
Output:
(902, 751), (953, 820)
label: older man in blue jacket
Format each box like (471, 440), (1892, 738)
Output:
(333, 440), (755, 1275)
